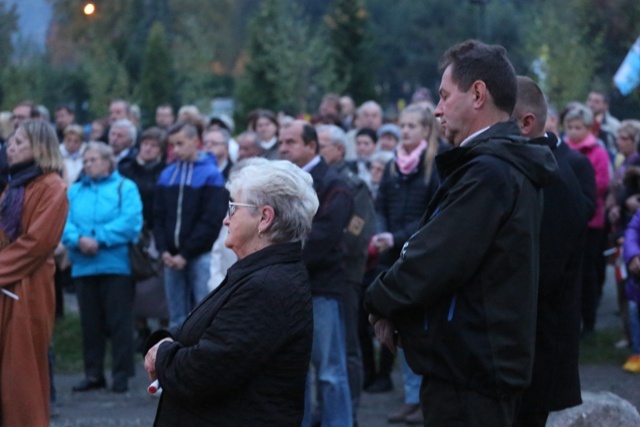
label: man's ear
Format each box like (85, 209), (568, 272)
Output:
(519, 113), (536, 137)
(471, 80), (488, 108)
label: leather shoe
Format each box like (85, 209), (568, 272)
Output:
(387, 403), (420, 423)
(405, 405), (424, 425)
(72, 377), (106, 392)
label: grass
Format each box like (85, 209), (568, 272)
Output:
(579, 327), (630, 365)
(52, 312), (84, 374)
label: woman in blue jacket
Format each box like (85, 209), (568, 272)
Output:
(63, 142), (142, 393)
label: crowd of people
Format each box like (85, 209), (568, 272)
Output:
(0, 37), (639, 426)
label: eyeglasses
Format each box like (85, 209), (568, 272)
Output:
(227, 202), (258, 217)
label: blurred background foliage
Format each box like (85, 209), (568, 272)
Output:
(0, 0), (638, 126)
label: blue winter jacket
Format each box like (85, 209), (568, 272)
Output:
(63, 170), (143, 278)
(153, 151), (227, 259)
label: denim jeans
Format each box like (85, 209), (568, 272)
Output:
(164, 252), (211, 328)
(400, 349), (422, 404)
(629, 300), (640, 354)
(302, 296), (352, 427)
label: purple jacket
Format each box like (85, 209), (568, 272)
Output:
(624, 210), (640, 303)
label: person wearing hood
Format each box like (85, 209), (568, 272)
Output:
(154, 122), (227, 328)
(365, 40), (557, 426)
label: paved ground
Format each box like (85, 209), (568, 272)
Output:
(50, 267), (640, 426)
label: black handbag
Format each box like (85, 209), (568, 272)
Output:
(118, 179), (158, 280)
(129, 228), (158, 280)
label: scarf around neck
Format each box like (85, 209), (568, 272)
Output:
(1, 161), (43, 241)
(395, 140), (427, 175)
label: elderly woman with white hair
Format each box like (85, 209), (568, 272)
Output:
(144, 158), (318, 426)
(563, 103), (610, 338)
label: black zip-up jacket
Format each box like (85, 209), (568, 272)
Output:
(366, 120), (557, 398)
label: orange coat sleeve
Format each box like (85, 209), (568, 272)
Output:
(0, 174), (69, 287)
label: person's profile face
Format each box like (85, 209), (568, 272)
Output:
(6, 128), (35, 166)
(278, 123), (315, 167)
(434, 65), (474, 147)
(108, 126), (132, 155)
(169, 129), (199, 162)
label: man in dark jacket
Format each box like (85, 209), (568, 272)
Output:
(512, 76), (593, 426)
(279, 120), (354, 427)
(365, 40), (558, 426)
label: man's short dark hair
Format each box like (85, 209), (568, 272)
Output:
(439, 39), (517, 115)
(302, 123), (319, 154)
(14, 101), (41, 119)
(167, 121), (199, 139)
(55, 104), (75, 115)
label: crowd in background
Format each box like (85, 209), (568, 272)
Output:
(2, 75), (640, 425)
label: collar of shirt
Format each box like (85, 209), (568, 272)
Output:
(302, 155), (321, 172)
(460, 126), (490, 147)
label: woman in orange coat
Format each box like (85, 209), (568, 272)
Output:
(0, 121), (69, 427)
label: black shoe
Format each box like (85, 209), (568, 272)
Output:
(72, 377), (106, 392)
(365, 376), (393, 393)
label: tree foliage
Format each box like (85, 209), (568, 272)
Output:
(8, 0), (639, 121)
(235, 0), (336, 120)
(139, 21), (173, 128)
(522, 0), (602, 110)
(325, 0), (376, 103)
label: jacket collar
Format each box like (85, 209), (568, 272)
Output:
(226, 241), (303, 284)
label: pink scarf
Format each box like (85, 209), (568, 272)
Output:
(565, 133), (597, 150)
(396, 140), (428, 175)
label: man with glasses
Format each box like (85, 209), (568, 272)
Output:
(11, 101), (40, 130)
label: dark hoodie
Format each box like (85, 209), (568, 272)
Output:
(366, 120), (557, 398)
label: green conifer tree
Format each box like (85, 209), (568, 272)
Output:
(139, 21), (174, 127)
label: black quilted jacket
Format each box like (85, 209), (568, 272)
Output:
(146, 242), (313, 427)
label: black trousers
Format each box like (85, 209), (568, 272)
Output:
(581, 228), (606, 332)
(75, 274), (135, 387)
(420, 376), (520, 427)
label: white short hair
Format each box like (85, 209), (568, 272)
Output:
(112, 119), (137, 143)
(227, 158), (319, 243)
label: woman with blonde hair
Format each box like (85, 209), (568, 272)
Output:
(367, 105), (447, 424)
(0, 120), (69, 426)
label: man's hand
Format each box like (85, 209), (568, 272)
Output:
(144, 338), (173, 381)
(78, 236), (98, 255)
(373, 232), (394, 253)
(162, 251), (175, 269)
(369, 314), (397, 354)
(171, 254), (187, 270)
